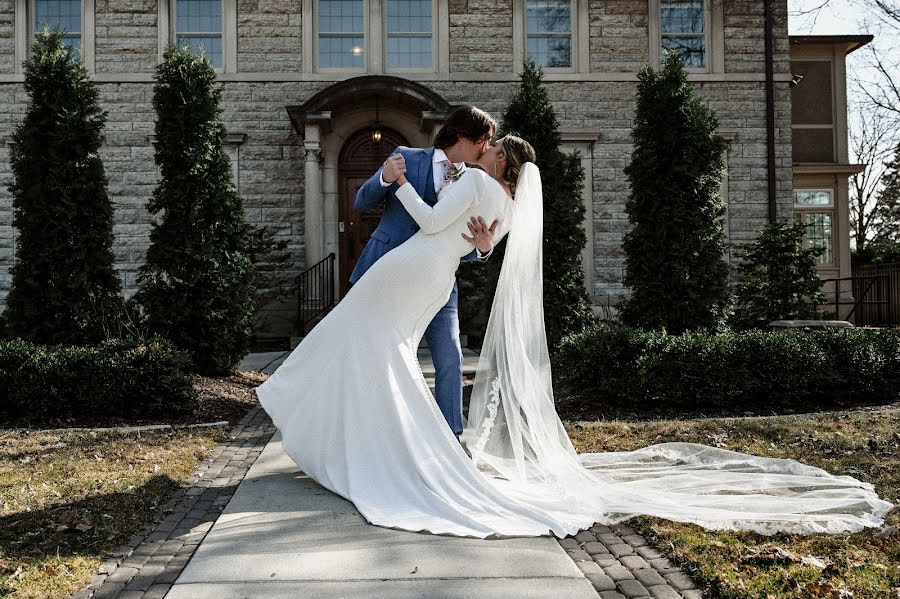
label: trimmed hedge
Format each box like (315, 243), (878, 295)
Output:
(555, 324), (900, 413)
(0, 336), (198, 421)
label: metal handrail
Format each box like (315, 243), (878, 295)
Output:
(295, 253), (336, 335)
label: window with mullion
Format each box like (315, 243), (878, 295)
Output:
(660, 0), (706, 69)
(34, 0), (82, 58)
(319, 0), (365, 69)
(526, 0), (571, 68)
(387, 0), (432, 69)
(794, 190), (835, 265)
(176, 0), (223, 69)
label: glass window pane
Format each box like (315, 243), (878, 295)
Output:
(528, 35), (571, 68)
(661, 0), (704, 34)
(794, 190), (833, 206)
(35, 0), (81, 34)
(319, 35), (365, 68)
(661, 35), (705, 68)
(387, 35), (432, 68)
(387, 0), (432, 33)
(176, 0), (222, 33)
(319, 0), (364, 33)
(526, 0), (571, 33)
(176, 34), (223, 68)
(797, 212), (834, 264)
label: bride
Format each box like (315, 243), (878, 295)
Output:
(254, 135), (893, 539)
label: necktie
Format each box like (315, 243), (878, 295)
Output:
(438, 160), (460, 194)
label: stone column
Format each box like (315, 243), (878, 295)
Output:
(303, 124), (324, 267)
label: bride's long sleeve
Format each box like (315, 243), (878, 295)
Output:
(395, 170), (484, 234)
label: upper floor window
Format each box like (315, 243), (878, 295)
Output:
(34, 0), (81, 57)
(660, 0), (706, 68)
(176, 0), (223, 69)
(319, 0), (365, 69)
(526, 0), (572, 68)
(387, 0), (433, 69)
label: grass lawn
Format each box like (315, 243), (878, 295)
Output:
(0, 428), (227, 598)
(565, 409), (900, 599)
(0, 371), (265, 598)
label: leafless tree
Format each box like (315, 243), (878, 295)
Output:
(848, 95), (897, 249)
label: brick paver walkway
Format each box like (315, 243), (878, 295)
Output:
(559, 525), (702, 598)
(71, 407), (275, 599)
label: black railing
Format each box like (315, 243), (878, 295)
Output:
(823, 273), (892, 326)
(296, 253), (336, 335)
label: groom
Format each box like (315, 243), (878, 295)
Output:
(351, 105), (499, 440)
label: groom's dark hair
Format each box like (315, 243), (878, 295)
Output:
(433, 106), (497, 150)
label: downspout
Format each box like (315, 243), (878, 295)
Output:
(764, 0), (777, 223)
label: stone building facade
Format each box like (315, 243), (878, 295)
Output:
(0, 0), (857, 338)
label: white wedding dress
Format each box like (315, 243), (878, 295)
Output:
(254, 165), (893, 539)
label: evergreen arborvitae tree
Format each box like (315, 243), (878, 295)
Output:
(460, 61), (593, 351)
(621, 51), (730, 333)
(873, 141), (900, 243)
(133, 46), (254, 375)
(1, 30), (123, 346)
(731, 220), (825, 329)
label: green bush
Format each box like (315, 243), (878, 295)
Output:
(133, 46), (254, 376)
(555, 323), (900, 413)
(3, 30), (124, 346)
(620, 51), (730, 334)
(731, 220), (825, 329)
(0, 336), (198, 421)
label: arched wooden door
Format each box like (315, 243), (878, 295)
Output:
(338, 126), (409, 298)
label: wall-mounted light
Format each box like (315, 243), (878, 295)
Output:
(372, 96), (382, 145)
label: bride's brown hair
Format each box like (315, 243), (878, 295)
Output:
(499, 135), (537, 197)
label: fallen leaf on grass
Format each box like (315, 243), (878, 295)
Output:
(739, 546), (801, 564)
(801, 555), (831, 569)
(807, 581), (854, 598)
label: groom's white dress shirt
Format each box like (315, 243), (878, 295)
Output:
(379, 148), (491, 259)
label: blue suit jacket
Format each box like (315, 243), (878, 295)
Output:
(349, 146), (484, 285)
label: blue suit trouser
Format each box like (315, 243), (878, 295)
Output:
(423, 281), (464, 437)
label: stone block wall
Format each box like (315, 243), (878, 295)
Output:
(0, 0), (795, 335)
(95, 0), (159, 74)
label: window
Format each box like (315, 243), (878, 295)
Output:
(387, 0), (432, 69)
(176, 0), (223, 69)
(659, 0), (706, 69)
(795, 189), (835, 265)
(34, 0), (81, 57)
(318, 0), (365, 69)
(790, 60), (835, 163)
(526, 0), (572, 68)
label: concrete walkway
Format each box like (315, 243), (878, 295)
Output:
(165, 429), (599, 598)
(162, 349), (598, 598)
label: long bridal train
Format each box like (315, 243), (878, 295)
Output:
(255, 163), (894, 539)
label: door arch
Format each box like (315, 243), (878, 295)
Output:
(338, 126), (409, 298)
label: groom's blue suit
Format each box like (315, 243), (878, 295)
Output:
(351, 146), (488, 437)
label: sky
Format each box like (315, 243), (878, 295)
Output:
(788, 0), (872, 35)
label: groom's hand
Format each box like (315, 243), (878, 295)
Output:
(382, 153), (407, 184)
(462, 216), (498, 254)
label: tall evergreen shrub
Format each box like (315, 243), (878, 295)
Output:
(2, 30), (123, 346)
(620, 52), (730, 333)
(459, 61), (593, 351)
(133, 46), (254, 375)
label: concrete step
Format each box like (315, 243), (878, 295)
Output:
(241, 348), (480, 378)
